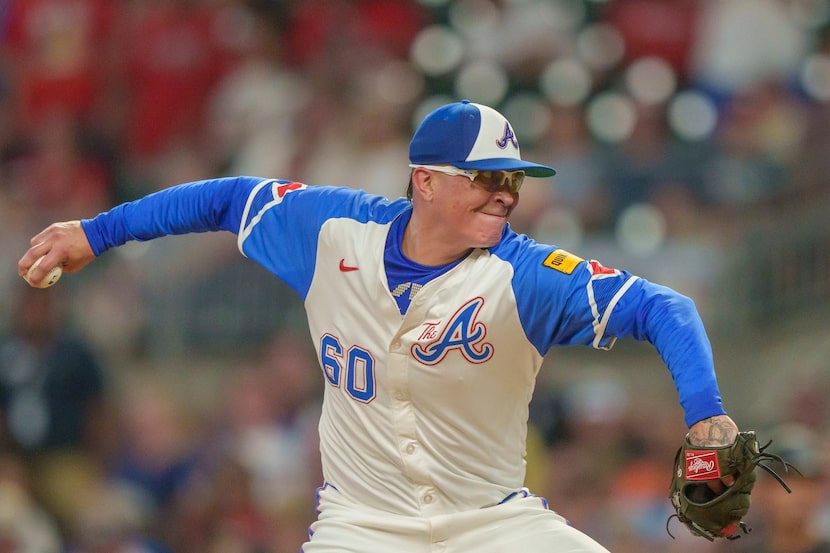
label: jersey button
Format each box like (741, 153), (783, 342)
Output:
(405, 443), (416, 455)
(423, 494), (434, 504)
(391, 340), (402, 349)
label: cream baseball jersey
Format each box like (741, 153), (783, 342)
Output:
(82, 176), (726, 516)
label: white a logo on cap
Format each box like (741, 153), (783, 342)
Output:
(496, 122), (518, 150)
(466, 103), (522, 161)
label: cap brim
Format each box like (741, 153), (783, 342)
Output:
(453, 158), (556, 177)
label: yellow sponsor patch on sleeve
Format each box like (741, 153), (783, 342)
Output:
(542, 248), (584, 274)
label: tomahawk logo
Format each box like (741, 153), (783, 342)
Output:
(272, 181), (305, 201)
(412, 297), (493, 365)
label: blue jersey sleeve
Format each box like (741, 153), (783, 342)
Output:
(82, 177), (408, 299)
(499, 233), (725, 428)
(238, 184), (406, 297)
(81, 176), (263, 254)
(603, 278), (725, 427)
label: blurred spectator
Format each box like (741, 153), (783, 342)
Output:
(279, 0), (430, 194)
(236, 330), (321, 506)
(158, 330), (321, 553)
(282, 0), (429, 72)
(3, 113), (114, 220)
(701, 81), (805, 216)
(521, 104), (612, 240)
(495, 0), (580, 83)
(785, 380), (830, 431)
(788, 96), (830, 203)
(205, 3), (311, 178)
(166, 452), (273, 553)
(116, 0), (239, 171)
(210, 330), (321, 551)
(537, 374), (633, 544)
(0, 284), (114, 531)
(599, 102), (704, 233)
(298, 71), (417, 196)
(600, 0), (701, 79)
(102, 373), (206, 546)
(787, 28), (830, 204)
(0, 286), (110, 454)
(0, 451), (62, 553)
(0, 66), (23, 169)
(0, 0), (117, 128)
(64, 481), (167, 553)
(108, 376), (200, 533)
(606, 403), (695, 553)
(689, 0), (810, 105)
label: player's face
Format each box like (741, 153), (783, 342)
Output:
(434, 171), (519, 248)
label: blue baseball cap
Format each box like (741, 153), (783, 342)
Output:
(409, 100), (556, 177)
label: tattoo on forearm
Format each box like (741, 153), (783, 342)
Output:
(688, 417), (738, 446)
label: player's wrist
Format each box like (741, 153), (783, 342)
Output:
(687, 415), (739, 447)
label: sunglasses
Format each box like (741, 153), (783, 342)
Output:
(409, 164), (525, 194)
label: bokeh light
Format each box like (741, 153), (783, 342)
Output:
(787, 0), (830, 29)
(801, 53), (830, 101)
(576, 22), (625, 71)
(410, 25), (465, 76)
(586, 91), (636, 143)
(615, 203), (667, 257)
(454, 60), (509, 106)
(667, 90), (719, 141)
(447, 0), (501, 36)
(625, 57), (677, 105)
(540, 58), (593, 107)
(503, 92), (551, 145)
(361, 61), (425, 108)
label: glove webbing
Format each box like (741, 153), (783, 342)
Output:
(750, 439), (800, 492)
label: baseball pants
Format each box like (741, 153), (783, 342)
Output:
(302, 484), (610, 553)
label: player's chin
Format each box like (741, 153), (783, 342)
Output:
(471, 220), (507, 247)
(471, 205), (510, 234)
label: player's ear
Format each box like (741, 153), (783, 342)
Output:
(410, 167), (435, 201)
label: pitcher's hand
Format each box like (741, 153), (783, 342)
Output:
(19, 221), (96, 285)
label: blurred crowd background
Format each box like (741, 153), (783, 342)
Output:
(1, 0), (829, 552)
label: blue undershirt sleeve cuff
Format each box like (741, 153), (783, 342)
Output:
(682, 390), (727, 428)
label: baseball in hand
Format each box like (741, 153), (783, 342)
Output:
(25, 256), (62, 288)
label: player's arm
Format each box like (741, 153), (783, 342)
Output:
(511, 246), (740, 452)
(532, 258), (730, 432)
(608, 279), (741, 491)
(19, 176), (262, 283)
(610, 281), (739, 439)
(542, 262), (742, 494)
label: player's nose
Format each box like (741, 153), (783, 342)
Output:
(493, 187), (517, 208)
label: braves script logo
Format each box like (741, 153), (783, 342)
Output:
(685, 450), (720, 481)
(412, 297), (493, 365)
(496, 122), (519, 150)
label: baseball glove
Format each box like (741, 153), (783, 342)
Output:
(667, 431), (796, 541)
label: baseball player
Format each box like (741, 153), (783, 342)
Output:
(19, 100), (740, 552)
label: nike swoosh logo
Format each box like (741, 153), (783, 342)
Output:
(339, 259), (359, 272)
